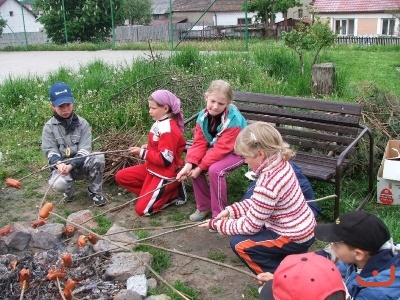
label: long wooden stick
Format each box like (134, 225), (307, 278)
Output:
(3, 149), (130, 190)
(78, 179), (178, 225)
(104, 222), (198, 236)
(138, 242), (257, 279)
(19, 280), (26, 300)
(306, 194), (336, 203)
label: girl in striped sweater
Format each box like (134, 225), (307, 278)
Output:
(200, 121), (316, 274)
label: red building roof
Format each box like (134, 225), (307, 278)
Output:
(312, 0), (400, 13)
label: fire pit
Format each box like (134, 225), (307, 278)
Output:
(0, 210), (155, 300)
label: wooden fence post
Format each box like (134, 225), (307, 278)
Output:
(311, 62), (335, 96)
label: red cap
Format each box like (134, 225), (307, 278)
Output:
(271, 253), (346, 300)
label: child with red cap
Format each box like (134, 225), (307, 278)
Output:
(314, 210), (400, 300)
(259, 252), (347, 300)
(115, 90), (187, 216)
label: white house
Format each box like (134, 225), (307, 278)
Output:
(312, 0), (400, 37)
(172, 0), (256, 26)
(0, 0), (41, 33)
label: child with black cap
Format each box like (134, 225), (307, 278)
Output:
(41, 82), (106, 206)
(314, 210), (400, 299)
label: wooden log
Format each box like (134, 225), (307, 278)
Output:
(311, 63), (335, 96)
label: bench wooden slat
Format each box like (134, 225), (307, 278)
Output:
(277, 127), (355, 145)
(240, 112), (359, 135)
(235, 103), (360, 126)
(233, 91), (362, 115)
(293, 153), (350, 181)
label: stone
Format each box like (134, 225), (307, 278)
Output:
(127, 274), (148, 297)
(147, 277), (157, 289)
(7, 231), (31, 251)
(103, 251), (152, 282)
(0, 240), (8, 255)
(93, 224), (137, 253)
(113, 289), (142, 300)
(29, 223), (64, 250)
(66, 210), (98, 230)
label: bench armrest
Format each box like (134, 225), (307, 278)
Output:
(336, 125), (372, 170)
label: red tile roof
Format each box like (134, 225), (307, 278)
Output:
(313, 0), (400, 13)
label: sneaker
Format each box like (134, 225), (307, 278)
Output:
(189, 209), (211, 221)
(61, 193), (75, 203)
(88, 188), (106, 207)
(209, 228), (217, 233)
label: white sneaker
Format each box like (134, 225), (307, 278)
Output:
(189, 209), (211, 221)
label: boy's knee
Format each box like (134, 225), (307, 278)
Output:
(50, 176), (69, 192)
(95, 153), (105, 165)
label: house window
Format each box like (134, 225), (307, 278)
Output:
(298, 9), (303, 19)
(382, 19), (395, 36)
(335, 19), (354, 36)
(9, 11), (14, 17)
(238, 18), (252, 25)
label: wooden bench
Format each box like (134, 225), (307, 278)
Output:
(184, 91), (374, 219)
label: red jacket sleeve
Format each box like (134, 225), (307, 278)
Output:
(186, 124), (209, 166)
(186, 125), (241, 171)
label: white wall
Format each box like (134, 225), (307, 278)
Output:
(213, 11), (256, 26)
(0, 0), (42, 33)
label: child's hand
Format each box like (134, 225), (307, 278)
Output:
(198, 220), (210, 229)
(176, 164), (192, 181)
(216, 209), (229, 220)
(56, 162), (72, 176)
(189, 167), (202, 179)
(256, 272), (274, 285)
(141, 144), (147, 149)
(128, 146), (141, 156)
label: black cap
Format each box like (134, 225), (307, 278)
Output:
(315, 211), (390, 253)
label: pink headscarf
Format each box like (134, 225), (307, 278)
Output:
(151, 90), (184, 132)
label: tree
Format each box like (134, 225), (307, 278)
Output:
(0, 17), (6, 36)
(247, 0), (302, 37)
(33, 0), (123, 44)
(282, 19), (336, 75)
(118, 0), (152, 25)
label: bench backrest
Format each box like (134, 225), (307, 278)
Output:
(232, 91), (362, 156)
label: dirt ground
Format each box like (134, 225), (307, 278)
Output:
(0, 177), (259, 300)
(0, 50), (259, 299)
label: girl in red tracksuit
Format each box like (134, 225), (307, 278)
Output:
(115, 90), (186, 216)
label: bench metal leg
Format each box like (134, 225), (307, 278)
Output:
(356, 126), (375, 211)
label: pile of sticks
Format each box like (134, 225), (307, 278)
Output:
(97, 131), (147, 183)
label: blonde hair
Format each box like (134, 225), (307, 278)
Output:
(204, 80), (233, 103)
(234, 122), (295, 161)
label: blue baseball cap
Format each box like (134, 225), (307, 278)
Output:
(49, 82), (74, 107)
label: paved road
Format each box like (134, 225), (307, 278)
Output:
(0, 50), (170, 83)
